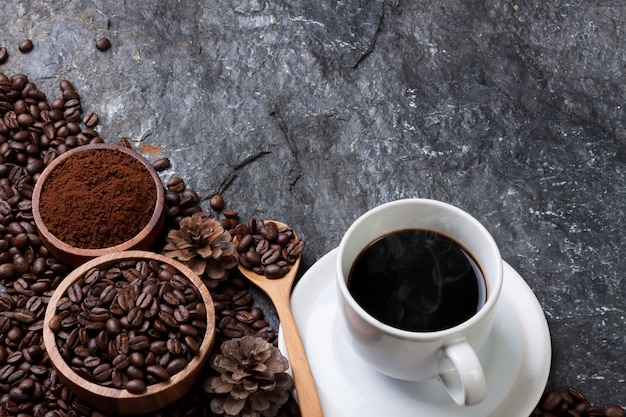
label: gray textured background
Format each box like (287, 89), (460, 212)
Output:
(2, 0), (626, 409)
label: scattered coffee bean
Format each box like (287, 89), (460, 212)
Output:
(152, 157), (171, 171)
(18, 39), (34, 53)
(95, 37), (112, 51)
(531, 387), (624, 417)
(82, 111), (99, 127)
(0, 47), (8, 64)
(209, 194), (225, 211)
(163, 176), (204, 226)
(607, 405), (626, 417)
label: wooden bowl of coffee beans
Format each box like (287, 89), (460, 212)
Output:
(42, 251), (216, 415)
(32, 143), (166, 267)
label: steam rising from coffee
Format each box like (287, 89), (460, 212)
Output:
(347, 229), (486, 332)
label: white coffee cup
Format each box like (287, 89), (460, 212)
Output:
(336, 198), (503, 406)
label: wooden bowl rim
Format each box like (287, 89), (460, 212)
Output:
(42, 250), (216, 402)
(32, 143), (165, 258)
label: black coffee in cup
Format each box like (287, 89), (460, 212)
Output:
(347, 229), (487, 332)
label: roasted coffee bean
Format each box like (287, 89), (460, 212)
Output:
(146, 364), (169, 381)
(7, 368), (26, 385)
(532, 388), (625, 417)
(285, 239), (305, 261)
(0, 364), (14, 381)
(111, 369), (126, 388)
(264, 263), (284, 279)
(83, 356), (101, 368)
(13, 255), (30, 274)
(165, 357), (188, 375)
(14, 308), (36, 323)
(99, 284), (116, 303)
(149, 340), (168, 356)
(587, 406), (607, 416)
(606, 405), (626, 417)
(129, 335), (150, 351)
(0, 345), (7, 365)
(541, 391), (563, 411)
(244, 250), (261, 266)
(258, 326), (278, 341)
(0, 292), (14, 311)
(232, 290), (253, 307)
(18, 377), (35, 393)
(92, 363), (113, 382)
(173, 305), (190, 323)
(136, 291), (153, 309)
(252, 319), (270, 330)
(179, 189), (199, 208)
(126, 378), (147, 394)
(82, 111), (98, 127)
(165, 190), (181, 207)
(255, 239), (270, 255)
(86, 321), (107, 332)
(235, 310), (255, 325)
(105, 317), (122, 335)
(48, 314), (63, 333)
(56, 297), (73, 311)
(157, 310), (177, 329)
(209, 194), (225, 211)
(95, 37), (112, 51)
(259, 221), (279, 241)
(112, 354), (130, 370)
(117, 291), (135, 311)
(9, 386), (29, 402)
(125, 364), (144, 381)
(152, 157), (171, 171)
(26, 296), (43, 315)
(6, 350), (23, 364)
(89, 307), (110, 322)
(0, 47), (8, 64)
(166, 338), (183, 356)
(0, 263), (16, 281)
(221, 320), (245, 339)
(66, 283), (82, 303)
(237, 233), (253, 253)
(166, 176), (185, 193)
(162, 291), (181, 307)
(18, 39), (33, 53)
(129, 351), (145, 368)
(125, 307), (142, 328)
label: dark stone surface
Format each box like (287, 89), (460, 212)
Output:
(2, 0), (626, 410)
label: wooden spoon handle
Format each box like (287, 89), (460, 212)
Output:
(273, 297), (324, 417)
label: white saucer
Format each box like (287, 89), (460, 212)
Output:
(283, 248), (551, 417)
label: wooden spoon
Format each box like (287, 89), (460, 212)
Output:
(236, 221), (324, 417)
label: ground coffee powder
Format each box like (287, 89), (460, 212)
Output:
(39, 148), (156, 248)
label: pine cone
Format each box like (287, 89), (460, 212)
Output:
(205, 336), (294, 417)
(163, 212), (238, 286)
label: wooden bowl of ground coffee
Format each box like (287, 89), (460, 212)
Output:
(32, 143), (165, 267)
(42, 250), (216, 415)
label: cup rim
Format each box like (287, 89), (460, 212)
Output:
(336, 198), (503, 340)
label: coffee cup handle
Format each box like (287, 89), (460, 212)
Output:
(438, 341), (486, 406)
